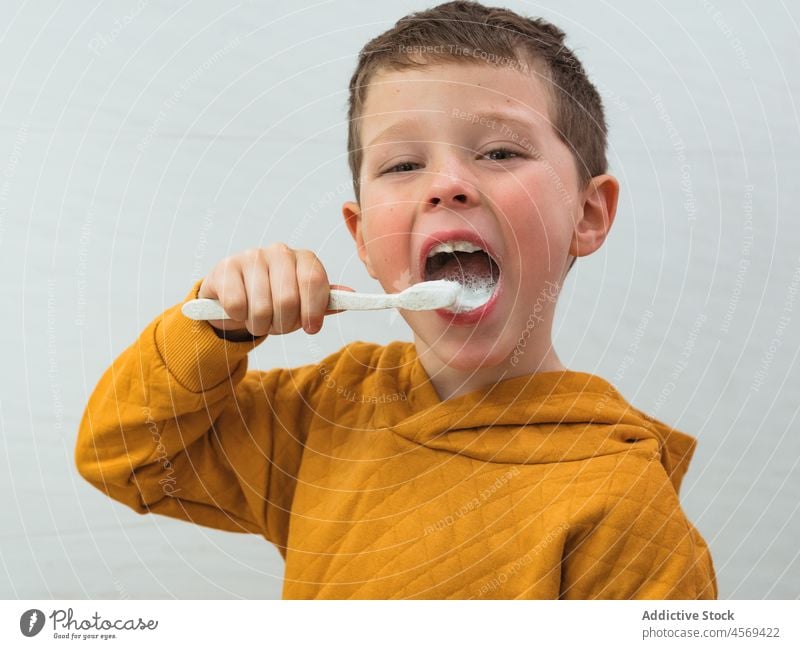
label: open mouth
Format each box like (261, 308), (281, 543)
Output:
(424, 240), (501, 313)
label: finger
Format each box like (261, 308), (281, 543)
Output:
(196, 273), (234, 331)
(241, 249), (273, 337)
(295, 250), (330, 333)
(265, 243), (300, 334)
(215, 260), (249, 329)
(197, 275), (215, 300)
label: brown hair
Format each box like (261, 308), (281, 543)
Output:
(346, 2), (608, 270)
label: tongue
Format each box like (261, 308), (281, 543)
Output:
(428, 251), (499, 312)
(428, 250), (494, 282)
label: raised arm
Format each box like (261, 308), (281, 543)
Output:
(75, 278), (327, 557)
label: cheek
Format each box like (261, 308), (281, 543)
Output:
(489, 186), (549, 247)
(489, 175), (574, 271)
(364, 206), (398, 244)
(361, 209), (415, 286)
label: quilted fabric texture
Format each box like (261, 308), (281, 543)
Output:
(75, 279), (717, 599)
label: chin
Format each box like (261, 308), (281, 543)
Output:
(431, 335), (512, 372)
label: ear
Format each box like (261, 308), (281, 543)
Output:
(569, 174), (619, 259)
(342, 201), (378, 279)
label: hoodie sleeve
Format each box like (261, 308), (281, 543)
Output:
(74, 279), (326, 558)
(559, 455), (718, 600)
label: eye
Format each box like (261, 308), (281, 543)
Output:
(482, 148), (523, 161)
(382, 161), (421, 174)
(380, 147), (526, 175)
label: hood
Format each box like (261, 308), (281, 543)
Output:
(372, 342), (697, 494)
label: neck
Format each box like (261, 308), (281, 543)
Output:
(413, 331), (567, 403)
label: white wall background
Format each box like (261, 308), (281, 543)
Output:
(0, 0), (798, 599)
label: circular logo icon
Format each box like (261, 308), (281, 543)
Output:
(20, 609), (45, 637)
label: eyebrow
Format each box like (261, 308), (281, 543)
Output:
(365, 110), (541, 149)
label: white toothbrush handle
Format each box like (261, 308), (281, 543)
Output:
(181, 290), (397, 321)
(181, 298), (230, 320)
(327, 289), (395, 311)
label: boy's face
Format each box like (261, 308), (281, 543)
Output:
(343, 61), (616, 371)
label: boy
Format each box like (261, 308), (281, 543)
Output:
(75, 1), (717, 598)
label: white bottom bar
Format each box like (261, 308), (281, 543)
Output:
(2, 600), (797, 648)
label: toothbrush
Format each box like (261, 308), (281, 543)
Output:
(180, 279), (463, 321)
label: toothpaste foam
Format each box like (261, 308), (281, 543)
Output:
(447, 273), (496, 313)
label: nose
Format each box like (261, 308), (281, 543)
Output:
(422, 155), (481, 212)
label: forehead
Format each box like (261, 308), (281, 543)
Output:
(360, 61), (554, 137)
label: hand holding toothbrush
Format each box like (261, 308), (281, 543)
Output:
(186, 244), (462, 339)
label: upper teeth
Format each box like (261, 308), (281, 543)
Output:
(426, 240), (484, 258)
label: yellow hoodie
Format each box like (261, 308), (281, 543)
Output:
(75, 280), (717, 599)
